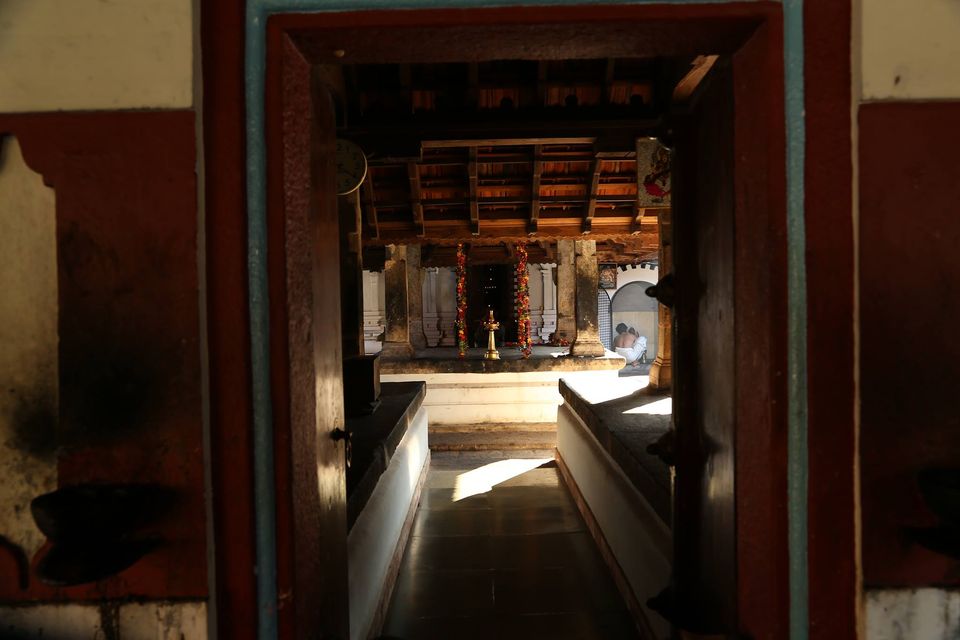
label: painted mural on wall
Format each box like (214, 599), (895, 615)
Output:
(598, 264), (618, 290)
(637, 138), (671, 208)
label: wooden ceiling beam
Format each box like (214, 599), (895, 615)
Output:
(672, 55), (719, 105)
(468, 147), (479, 235)
(407, 161), (425, 237)
(529, 144), (542, 235)
(584, 156), (602, 233)
(361, 176), (380, 240)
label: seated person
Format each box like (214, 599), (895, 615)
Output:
(614, 326), (647, 366)
(612, 323), (632, 349)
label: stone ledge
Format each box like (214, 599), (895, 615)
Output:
(346, 381), (426, 529)
(380, 346), (625, 375)
(559, 376), (672, 524)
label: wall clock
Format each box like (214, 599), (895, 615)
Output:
(336, 138), (368, 196)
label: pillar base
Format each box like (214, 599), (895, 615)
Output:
(649, 357), (672, 390)
(380, 341), (415, 360)
(570, 338), (606, 357)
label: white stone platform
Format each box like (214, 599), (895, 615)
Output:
(380, 346), (624, 425)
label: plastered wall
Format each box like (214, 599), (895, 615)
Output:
(0, 0), (194, 112)
(858, 2), (960, 638)
(0, 136), (58, 563)
(861, 0), (960, 100)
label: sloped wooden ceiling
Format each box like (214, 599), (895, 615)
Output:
(341, 58), (687, 262)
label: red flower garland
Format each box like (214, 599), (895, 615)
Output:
(456, 243), (468, 357)
(515, 242), (532, 358)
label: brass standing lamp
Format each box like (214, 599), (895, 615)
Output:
(483, 309), (501, 360)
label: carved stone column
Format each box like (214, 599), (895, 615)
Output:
(362, 270), (384, 351)
(650, 208), (673, 389)
(437, 268), (457, 346)
(554, 240), (576, 343)
(540, 264), (557, 343)
(381, 244), (414, 359)
(339, 191), (364, 358)
(422, 267), (440, 347)
(570, 239), (605, 357)
(406, 244), (427, 351)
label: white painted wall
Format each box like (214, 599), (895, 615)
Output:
(0, 0), (194, 112)
(557, 402), (671, 639)
(348, 405), (429, 640)
(0, 136), (58, 561)
(861, 0), (960, 100)
(866, 589), (960, 640)
(382, 366), (622, 425)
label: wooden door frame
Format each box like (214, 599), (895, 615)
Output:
(202, 2), (857, 639)
(267, 8), (787, 638)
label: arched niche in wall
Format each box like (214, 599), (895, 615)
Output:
(610, 280), (658, 359)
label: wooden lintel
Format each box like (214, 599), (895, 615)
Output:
(584, 156), (602, 233)
(407, 161), (425, 237)
(468, 147), (479, 235)
(361, 176), (380, 240)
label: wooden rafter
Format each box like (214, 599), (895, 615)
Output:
(672, 55), (719, 105)
(407, 161), (425, 237)
(584, 155), (602, 233)
(529, 144), (542, 234)
(361, 176), (380, 240)
(468, 147), (479, 235)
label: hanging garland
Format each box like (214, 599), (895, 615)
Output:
(456, 243), (468, 358)
(516, 242), (532, 358)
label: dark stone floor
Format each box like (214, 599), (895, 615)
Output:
(380, 451), (640, 640)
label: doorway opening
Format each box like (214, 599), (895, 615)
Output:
(262, 5), (788, 639)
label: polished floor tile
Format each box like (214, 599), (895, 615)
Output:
(381, 451), (640, 639)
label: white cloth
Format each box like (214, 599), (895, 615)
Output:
(615, 336), (647, 365)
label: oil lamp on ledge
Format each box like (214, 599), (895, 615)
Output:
(483, 309), (501, 360)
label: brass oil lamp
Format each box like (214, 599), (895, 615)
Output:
(483, 309), (500, 360)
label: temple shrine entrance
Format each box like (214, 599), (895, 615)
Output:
(264, 6), (789, 639)
(467, 264), (516, 346)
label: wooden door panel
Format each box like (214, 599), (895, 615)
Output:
(671, 60), (737, 634)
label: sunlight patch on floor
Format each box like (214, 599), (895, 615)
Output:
(451, 457), (553, 501)
(622, 397), (673, 415)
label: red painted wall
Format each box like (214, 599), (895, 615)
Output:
(859, 101), (960, 587)
(0, 111), (207, 600)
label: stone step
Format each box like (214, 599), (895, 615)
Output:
(429, 430), (557, 452)
(430, 422), (557, 434)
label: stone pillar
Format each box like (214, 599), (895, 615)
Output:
(650, 209), (673, 389)
(539, 264), (557, 343)
(570, 239), (605, 356)
(381, 244), (414, 359)
(406, 244), (427, 351)
(422, 267), (440, 347)
(554, 240), (576, 343)
(362, 270), (384, 352)
(339, 192), (365, 358)
(437, 268), (457, 346)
